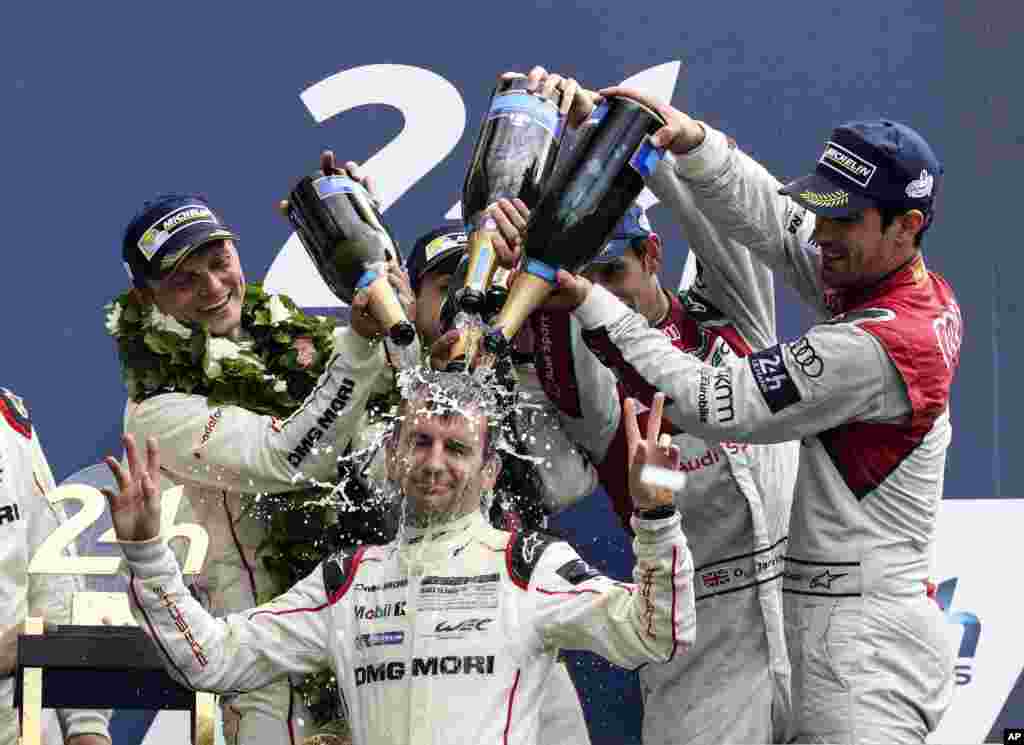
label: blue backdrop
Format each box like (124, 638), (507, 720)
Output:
(4, 0), (1022, 741)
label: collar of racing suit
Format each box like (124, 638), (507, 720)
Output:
(396, 509), (489, 566)
(825, 253), (927, 315)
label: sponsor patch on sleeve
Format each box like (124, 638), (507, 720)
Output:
(0, 388), (32, 439)
(555, 558), (602, 585)
(748, 345), (801, 414)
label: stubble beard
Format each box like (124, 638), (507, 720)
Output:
(405, 478), (477, 529)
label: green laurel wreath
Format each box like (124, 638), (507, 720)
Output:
(104, 284), (355, 728)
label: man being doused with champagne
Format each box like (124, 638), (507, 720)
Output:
(103, 366), (697, 745)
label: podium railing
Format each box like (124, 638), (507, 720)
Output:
(15, 617), (215, 744)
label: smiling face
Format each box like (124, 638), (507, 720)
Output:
(812, 207), (922, 289)
(145, 239), (245, 337)
(386, 382), (499, 528)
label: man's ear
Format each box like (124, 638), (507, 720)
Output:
(132, 286), (155, 306)
(481, 454), (501, 492)
(642, 235), (663, 274)
(898, 210), (926, 243)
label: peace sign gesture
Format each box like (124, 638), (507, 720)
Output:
(103, 433), (163, 542)
(624, 393), (682, 512)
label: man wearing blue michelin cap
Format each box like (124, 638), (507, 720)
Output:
(538, 70), (960, 744)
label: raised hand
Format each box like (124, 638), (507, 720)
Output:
(103, 433), (163, 542)
(596, 86), (705, 155)
(488, 197), (530, 269)
(350, 261), (416, 341)
(277, 151), (379, 215)
(522, 66), (602, 128)
(624, 394), (681, 512)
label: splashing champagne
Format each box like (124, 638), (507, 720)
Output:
(447, 75), (565, 368)
(288, 174), (415, 346)
(484, 96), (666, 355)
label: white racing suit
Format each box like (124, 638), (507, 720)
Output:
(122, 507), (694, 744)
(0, 389), (111, 744)
(532, 174), (797, 744)
(354, 362), (598, 745)
(126, 325), (393, 743)
(130, 324), (595, 745)
(574, 123), (962, 744)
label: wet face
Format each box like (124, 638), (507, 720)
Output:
(413, 269), (452, 347)
(147, 240), (245, 337)
(386, 395), (498, 527)
(812, 207), (919, 289)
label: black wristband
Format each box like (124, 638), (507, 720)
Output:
(633, 504), (677, 520)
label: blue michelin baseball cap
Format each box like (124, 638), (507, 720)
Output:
(780, 119), (942, 220)
(591, 204), (656, 264)
(122, 193), (237, 288)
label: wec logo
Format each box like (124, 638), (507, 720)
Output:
(434, 618), (493, 634)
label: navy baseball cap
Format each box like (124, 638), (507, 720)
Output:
(122, 194), (237, 288)
(780, 120), (942, 219)
(405, 222), (468, 292)
(591, 204), (656, 264)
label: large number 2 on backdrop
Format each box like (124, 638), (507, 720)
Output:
(263, 62), (681, 308)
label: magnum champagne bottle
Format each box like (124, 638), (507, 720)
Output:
(447, 75), (565, 368)
(287, 173), (415, 346)
(485, 96), (666, 355)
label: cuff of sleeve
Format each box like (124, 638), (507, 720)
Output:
(631, 510), (683, 541)
(671, 123), (730, 182)
(60, 709), (111, 740)
(336, 326), (386, 365)
(573, 284), (632, 331)
(119, 536), (173, 575)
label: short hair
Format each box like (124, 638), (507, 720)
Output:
(391, 368), (503, 461)
(878, 201), (931, 247)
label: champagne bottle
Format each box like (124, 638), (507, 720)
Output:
(484, 96), (666, 354)
(459, 76), (564, 307)
(484, 266), (514, 322)
(448, 76), (565, 368)
(287, 174), (415, 346)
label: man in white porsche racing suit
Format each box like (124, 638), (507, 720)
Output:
(559, 84), (960, 744)
(117, 183), (412, 743)
(106, 370), (696, 745)
(0, 389), (111, 745)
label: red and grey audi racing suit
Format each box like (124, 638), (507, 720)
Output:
(122, 507), (694, 745)
(533, 172), (797, 745)
(573, 123), (962, 744)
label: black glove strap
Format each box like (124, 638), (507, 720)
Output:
(633, 504), (677, 520)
